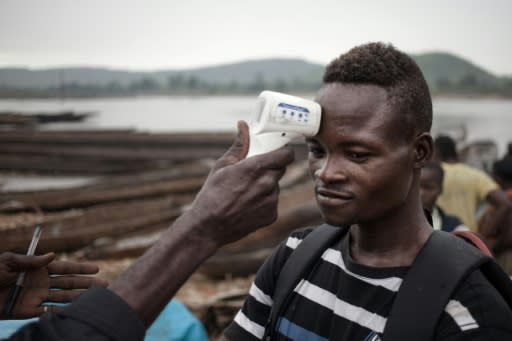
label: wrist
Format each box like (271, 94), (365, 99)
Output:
(170, 209), (221, 258)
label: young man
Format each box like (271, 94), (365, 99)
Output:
(420, 161), (468, 232)
(434, 135), (512, 232)
(222, 43), (512, 340)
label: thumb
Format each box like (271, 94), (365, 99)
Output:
(9, 252), (55, 272)
(213, 120), (249, 171)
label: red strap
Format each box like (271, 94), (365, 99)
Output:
(452, 230), (494, 258)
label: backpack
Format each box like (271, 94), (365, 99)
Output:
(264, 224), (512, 340)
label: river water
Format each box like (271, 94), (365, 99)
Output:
(0, 95), (511, 154)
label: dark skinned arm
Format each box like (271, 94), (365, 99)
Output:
(109, 120), (295, 327)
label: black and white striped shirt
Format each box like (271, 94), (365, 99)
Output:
(224, 227), (512, 340)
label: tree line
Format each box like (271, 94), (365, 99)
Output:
(1, 73), (511, 98)
(0, 74), (322, 98)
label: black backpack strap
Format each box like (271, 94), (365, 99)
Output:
(383, 231), (490, 341)
(265, 224), (349, 339)
(480, 260), (512, 308)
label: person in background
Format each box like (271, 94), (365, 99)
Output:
(479, 156), (512, 274)
(420, 161), (468, 232)
(433, 135), (512, 232)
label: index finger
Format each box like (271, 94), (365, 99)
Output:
(47, 261), (99, 275)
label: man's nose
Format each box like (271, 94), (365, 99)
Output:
(314, 157), (348, 183)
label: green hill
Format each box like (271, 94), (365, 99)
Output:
(0, 59), (323, 89)
(414, 52), (497, 84)
(412, 52), (508, 93)
(174, 58), (324, 85)
(0, 52), (511, 97)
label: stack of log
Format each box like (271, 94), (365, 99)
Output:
(0, 112), (323, 335)
(0, 161), (210, 253)
(0, 156), (320, 270)
(0, 116), (320, 268)
(0, 129), (235, 174)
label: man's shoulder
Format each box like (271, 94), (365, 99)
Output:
(433, 268), (512, 339)
(439, 269), (512, 335)
(260, 225), (328, 278)
(283, 224), (349, 254)
(288, 225), (318, 240)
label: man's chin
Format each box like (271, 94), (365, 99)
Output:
(320, 212), (355, 227)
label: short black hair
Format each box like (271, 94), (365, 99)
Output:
(323, 42), (432, 139)
(422, 160), (444, 185)
(493, 157), (512, 181)
(434, 135), (458, 161)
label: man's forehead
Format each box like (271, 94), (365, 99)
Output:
(318, 85), (394, 127)
(312, 83), (412, 146)
(316, 84), (393, 126)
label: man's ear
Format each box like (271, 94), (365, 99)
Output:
(413, 132), (433, 168)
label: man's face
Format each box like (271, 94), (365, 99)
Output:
(419, 168), (442, 212)
(307, 83), (417, 227)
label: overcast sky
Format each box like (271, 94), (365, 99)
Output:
(1, 0), (511, 75)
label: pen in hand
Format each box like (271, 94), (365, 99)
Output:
(3, 226), (42, 317)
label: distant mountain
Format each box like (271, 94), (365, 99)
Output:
(0, 67), (144, 89)
(413, 52), (500, 89)
(0, 59), (324, 89)
(0, 53), (510, 96)
(176, 58), (324, 86)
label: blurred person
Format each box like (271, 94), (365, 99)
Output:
(433, 135), (512, 232)
(479, 157), (512, 274)
(420, 161), (468, 232)
(221, 43), (512, 341)
(2, 121), (295, 341)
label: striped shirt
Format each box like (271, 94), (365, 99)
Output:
(224, 227), (512, 340)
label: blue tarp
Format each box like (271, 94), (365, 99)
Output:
(145, 299), (208, 341)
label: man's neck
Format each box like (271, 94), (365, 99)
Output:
(349, 203), (432, 268)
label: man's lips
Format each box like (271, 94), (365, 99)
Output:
(316, 188), (354, 204)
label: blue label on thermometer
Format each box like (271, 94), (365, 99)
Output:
(277, 102), (310, 113)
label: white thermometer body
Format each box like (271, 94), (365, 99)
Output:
(247, 91), (321, 157)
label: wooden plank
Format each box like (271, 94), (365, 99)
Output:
(1, 175), (205, 210)
(0, 195), (191, 253)
(0, 130), (236, 146)
(0, 143), (227, 161)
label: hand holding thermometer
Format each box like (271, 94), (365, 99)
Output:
(246, 91), (322, 158)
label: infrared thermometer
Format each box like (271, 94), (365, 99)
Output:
(246, 91), (321, 158)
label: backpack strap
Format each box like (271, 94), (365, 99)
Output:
(480, 260), (512, 308)
(452, 230), (494, 258)
(383, 231), (490, 341)
(265, 224), (349, 339)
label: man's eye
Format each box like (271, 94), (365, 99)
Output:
(308, 146), (325, 157)
(347, 151), (369, 161)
